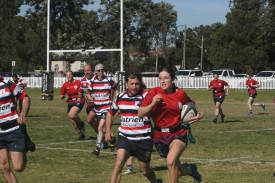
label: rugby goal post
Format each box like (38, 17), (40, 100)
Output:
(44, 0), (124, 98)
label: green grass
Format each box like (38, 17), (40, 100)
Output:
(3, 88), (275, 183)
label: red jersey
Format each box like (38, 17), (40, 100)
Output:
(246, 79), (258, 94)
(60, 80), (84, 104)
(209, 79), (228, 97)
(141, 87), (192, 145)
(79, 76), (94, 107)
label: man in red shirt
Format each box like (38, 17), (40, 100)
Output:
(208, 73), (229, 123)
(60, 70), (85, 140)
(246, 74), (265, 115)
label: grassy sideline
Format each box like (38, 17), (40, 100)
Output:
(3, 88), (275, 183)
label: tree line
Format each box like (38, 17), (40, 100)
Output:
(0, 0), (274, 74)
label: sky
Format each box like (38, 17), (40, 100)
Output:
(19, 0), (231, 28)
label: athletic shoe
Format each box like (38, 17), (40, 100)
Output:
(92, 147), (100, 157)
(248, 112), (253, 116)
(212, 119), (217, 123)
(122, 169), (134, 175)
(26, 140), (36, 152)
(221, 115), (225, 123)
(155, 179), (163, 183)
(110, 136), (116, 152)
(101, 140), (108, 149)
(78, 133), (85, 140)
(110, 144), (116, 152)
(261, 104), (265, 111)
(190, 164), (202, 182)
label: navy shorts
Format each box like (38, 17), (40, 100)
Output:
(67, 102), (84, 113)
(0, 128), (26, 153)
(97, 112), (107, 121)
(117, 135), (153, 163)
(155, 135), (188, 158)
(249, 93), (257, 98)
(86, 105), (95, 115)
(213, 96), (225, 104)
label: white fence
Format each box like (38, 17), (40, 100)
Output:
(4, 77), (275, 90)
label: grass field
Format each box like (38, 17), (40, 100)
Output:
(3, 88), (275, 183)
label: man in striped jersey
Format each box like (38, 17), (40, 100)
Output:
(77, 64), (98, 139)
(0, 75), (31, 182)
(88, 64), (118, 155)
(105, 70), (158, 183)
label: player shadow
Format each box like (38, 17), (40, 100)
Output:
(152, 163), (196, 172)
(255, 113), (268, 115)
(223, 120), (242, 123)
(113, 123), (121, 126)
(27, 115), (49, 118)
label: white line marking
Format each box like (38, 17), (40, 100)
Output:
(37, 146), (275, 165)
(37, 140), (95, 146)
(218, 128), (275, 133)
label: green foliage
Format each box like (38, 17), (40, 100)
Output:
(0, 0), (274, 73)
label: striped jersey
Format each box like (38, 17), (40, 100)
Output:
(0, 81), (26, 133)
(79, 76), (94, 106)
(109, 89), (152, 141)
(14, 78), (26, 90)
(88, 75), (117, 114)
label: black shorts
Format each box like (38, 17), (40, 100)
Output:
(67, 102), (84, 113)
(86, 105), (95, 115)
(155, 135), (188, 158)
(97, 112), (107, 121)
(213, 96), (225, 104)
(117, 135), (153, 163)
(0, 128), (25, 153)
(249, 93), (257, 98)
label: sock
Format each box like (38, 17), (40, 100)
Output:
(96, 143), (101, 149)
(127, 164), (133, 171)
(215, 115), (218, 120)
(249, 110), (252, 113)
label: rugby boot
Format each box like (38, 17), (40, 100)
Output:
(122, 169), (134, 175)
(212, 119), (217, 123)
(221, 115), (225, 123)
(26, 140), (36, 152)
(92, 146), (100, 157)
(101, 140), (108, 149)
(190, 164), (202, 182)
(261, 104), (265, 111)
(248, 112), (253, 116)
(78, 133), (85, 140)
(110, 136), (116, 152)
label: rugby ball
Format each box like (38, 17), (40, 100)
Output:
(181, 102), (197, 122)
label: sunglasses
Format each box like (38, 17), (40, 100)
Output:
(96, 69), (104, 72)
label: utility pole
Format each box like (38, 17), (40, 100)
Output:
(200, 36), (204, 71)
(182, 24), (186, 70)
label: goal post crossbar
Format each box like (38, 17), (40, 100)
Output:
(49, 49), (121, 53)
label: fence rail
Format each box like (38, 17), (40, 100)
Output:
(4, 77), (275, 90)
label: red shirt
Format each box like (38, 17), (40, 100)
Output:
(60, 80), (84, 104)
(141, 87), (192, 144)
(209, 79), (228, 97)
(246, 79), (258, 94)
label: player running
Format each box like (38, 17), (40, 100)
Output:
(60, 70), (85, 140)
(138, 67), (203, 183)
(208, 73), (229, 123)
(0, 75), (31, 182)
(105, 69), (159, 183)
(246, 74), (265, 115)
(77, 64), (98, 139)
(87, 64), (118, 156)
